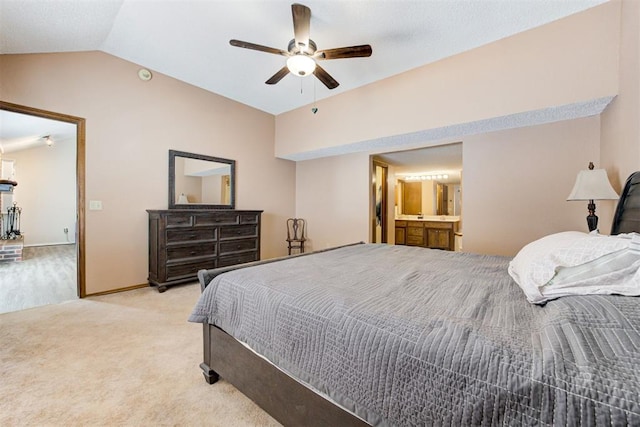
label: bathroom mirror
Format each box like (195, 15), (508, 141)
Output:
(397, 179), (461, 216)
(169, 150), (235, 209)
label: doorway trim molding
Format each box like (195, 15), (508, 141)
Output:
(371, 158), (389, 244)
(0, 100), (86, 297)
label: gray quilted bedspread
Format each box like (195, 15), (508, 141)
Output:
(189, 243), (640, 426)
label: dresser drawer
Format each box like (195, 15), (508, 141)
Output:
(194, 212), (239, 226)
(406, 236), (424, 246)
(424, 221), (453, 229)
(166, 258), (217, 281)
(165, 213), (194, 227)
(240, 213), (260, 224)
(218, 252), (258, 268)
(220, 238), (258, 255)
(166, 242), (216, 261)
(166, 227), (217, 243)
(220, 224), (258, 239)
(407, 226), (424, 238)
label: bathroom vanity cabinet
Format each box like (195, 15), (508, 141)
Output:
(395, 217), (459, 251)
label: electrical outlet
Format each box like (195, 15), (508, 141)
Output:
(89, 200), (103, 210)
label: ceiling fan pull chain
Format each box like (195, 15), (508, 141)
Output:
(312, 79), (318, 114)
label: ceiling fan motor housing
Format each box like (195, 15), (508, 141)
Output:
(288, 38), (317, 55)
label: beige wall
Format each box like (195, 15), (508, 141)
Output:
(0, 51), (295, 295)
(296, 117), (607, 257)
(276, 1), (620, 159)
(463, 116), (607, 256)
(3, 138), (77, 246)
(295, 152), (370, 251)
(601, 0), (640, 188)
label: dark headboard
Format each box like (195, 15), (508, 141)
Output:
(611, 171), (640, 235)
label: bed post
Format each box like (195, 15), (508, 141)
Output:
(200, 324), (220, 384)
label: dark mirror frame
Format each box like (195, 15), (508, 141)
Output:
(168, 149), (236, 210)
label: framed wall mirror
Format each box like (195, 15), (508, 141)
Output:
(169, 150), (235, 209)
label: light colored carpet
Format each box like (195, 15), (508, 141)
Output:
(0, 244), (78, 314)
(0, 283), (281, 427)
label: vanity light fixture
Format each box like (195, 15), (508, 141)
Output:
(402, 174), (449, 181)
(44, 135), (53, 147)
(567, 162), (619, 232)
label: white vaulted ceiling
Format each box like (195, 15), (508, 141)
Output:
(0, 0), (608, 115)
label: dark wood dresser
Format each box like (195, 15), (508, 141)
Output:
(147, 209), (262, 292)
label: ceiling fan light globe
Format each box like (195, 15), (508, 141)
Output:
(286, 55), (316, 77)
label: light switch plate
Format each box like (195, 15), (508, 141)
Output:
(89, 200), (103, 210)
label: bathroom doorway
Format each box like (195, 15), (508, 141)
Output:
(371, 160), (388, 243)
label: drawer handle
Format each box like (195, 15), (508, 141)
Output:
(190, 251), (197, 255)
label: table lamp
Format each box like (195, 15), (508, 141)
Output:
(567, 162), (619, 232)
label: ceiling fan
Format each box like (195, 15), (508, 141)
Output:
(229, 3), (372, 90)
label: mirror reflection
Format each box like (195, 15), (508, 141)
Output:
(174, 157), (231, 205)
(377, 142), (463, 219)
(169, 150), (235, 209)
(397, 178), (461, 216)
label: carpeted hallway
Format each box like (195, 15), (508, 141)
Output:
(0, 243), (78, 314)
(0, 283), (281, 426)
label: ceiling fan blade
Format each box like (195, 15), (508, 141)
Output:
(230, 39), (289, 56)
(313, 64), (339, 90)
(291, 3), (311, 52)
(265, 66), (290, 85)
(315, 45), (373, 60)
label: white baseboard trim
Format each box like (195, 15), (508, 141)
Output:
(24, 242), (76, 248)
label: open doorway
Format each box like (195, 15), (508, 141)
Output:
(376, 143), (463, 250)
(0, 101), (86, 313)
(371, 160), (388, 243)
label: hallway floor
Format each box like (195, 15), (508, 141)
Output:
(0, 243), (77, 314)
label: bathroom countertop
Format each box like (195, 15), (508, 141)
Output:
(395, 215), (460, 222)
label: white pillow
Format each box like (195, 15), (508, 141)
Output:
(508, 231), (640, 304)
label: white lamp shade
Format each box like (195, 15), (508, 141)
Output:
(567, 169), (619, 201)
(286, 55), (316, 76)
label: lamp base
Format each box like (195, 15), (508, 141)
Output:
(586, 200), (598, 232)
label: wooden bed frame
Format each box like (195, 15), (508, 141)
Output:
(196, 172), (639, 427)
(200, 325), (368, 426)
(197, 242), (368, 426)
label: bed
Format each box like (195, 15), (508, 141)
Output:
(189, 171), (640, 426)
